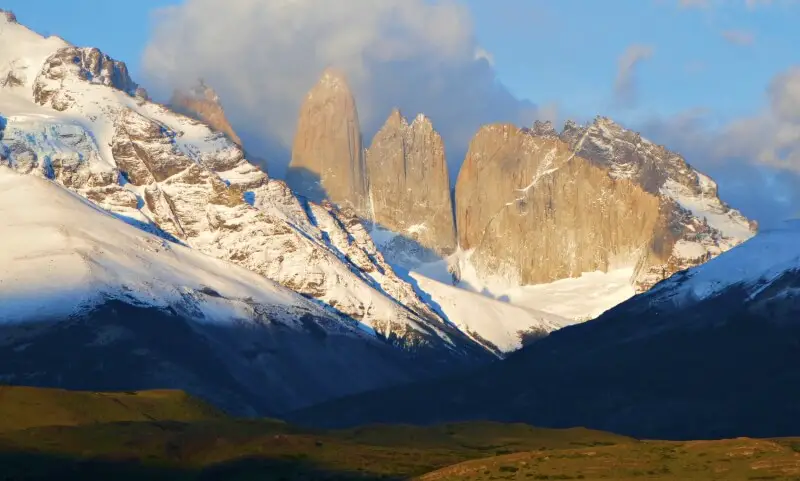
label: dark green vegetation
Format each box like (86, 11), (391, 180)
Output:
(2, 386), (800, 480)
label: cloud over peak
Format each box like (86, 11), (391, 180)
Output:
(142, 0), (538, 178)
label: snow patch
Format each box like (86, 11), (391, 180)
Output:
(409, 272), (567, 353)
(661, 178), (754, 244)
(0, 168), (319, 324)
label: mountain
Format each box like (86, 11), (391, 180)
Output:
(286, 68), (370, 217)
(453, 119), (756, 294)
(0, 14), (500, 404)
(366, 110), (457, 264)
(455, 123), (661, 289)
(290, 220), (800, 439)
(170, 79), (242, 146)
(283, 68), (754, 331)
(281, 68), (571, 352)
(0, 168), (469, 415)
(559, 117), (757, 290)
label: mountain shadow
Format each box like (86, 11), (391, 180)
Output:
(0, 449), (400, 481)
(0, 299), (474, 418)
(288, 267), (800, 441)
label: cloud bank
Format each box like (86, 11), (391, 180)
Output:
(142, 0), (540, 178)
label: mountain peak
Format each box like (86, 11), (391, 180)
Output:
(170, 79), (242, 146)
(385, 108), (408, 128)
(315, 67), (352, 95)
(531, 120), (557, 138)
(288, 67), (369, 216)
(411, 112), (433, 129)
(367, 107), (457, 260)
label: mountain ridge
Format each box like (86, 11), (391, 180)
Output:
(289, 219), (800, 440)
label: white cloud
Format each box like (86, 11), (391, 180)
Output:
(142, 0), (538, 178)
(613, 44), (654, 108)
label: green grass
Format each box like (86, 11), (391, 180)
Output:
(0, 386), (223, 431)
(0, 385), (799, 480)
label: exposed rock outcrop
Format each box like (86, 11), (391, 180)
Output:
(171, 80), (242, 146)
(366, 110), (457, 261)
(559, 117), (756, 289)
(455, 124), (662, 288)
(287, 69), (369, 217)
(34, 46), (138, 110)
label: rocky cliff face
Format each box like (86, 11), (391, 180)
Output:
(560, 117), (756, 289)
(366, 110), (457, 262)
(455, 124), (662, 288)
(34, 46), (141, 111)
(171, 80), (242, 146)
(0, 20), (490, 367)
(454, 119), (756, 292)
(287, 69), (369, 217)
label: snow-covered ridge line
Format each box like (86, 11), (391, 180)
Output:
(0, 16), (490, 360)
(0, 167), (349, 330)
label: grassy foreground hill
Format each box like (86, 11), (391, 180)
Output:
(0, 386), (799, 480)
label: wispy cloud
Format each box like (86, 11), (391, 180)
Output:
(722, 29), (755, 45)
(613, 44), (654, 108)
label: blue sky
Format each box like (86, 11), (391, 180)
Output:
(464, 0), (799, 125)
(6, 0), (797, 127)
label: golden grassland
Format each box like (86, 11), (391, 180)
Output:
(0, 386), (798, 480)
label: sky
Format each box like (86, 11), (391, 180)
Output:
(3, 0), (800, 225)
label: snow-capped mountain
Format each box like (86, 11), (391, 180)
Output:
(285, 67), (755, 334)
(559, 117), (757, 290)
(0, 168), (451, 414)
(430, 118), (756, 324)
(291, 221), (800, 440)
(0, 14), (493, 363)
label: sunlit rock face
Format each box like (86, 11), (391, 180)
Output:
(287, 69), (369, 218)
(455, 123), (662, 289)
(366, 109), (457, 261)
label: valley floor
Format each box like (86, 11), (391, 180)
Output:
(1, 386), (799, 480)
